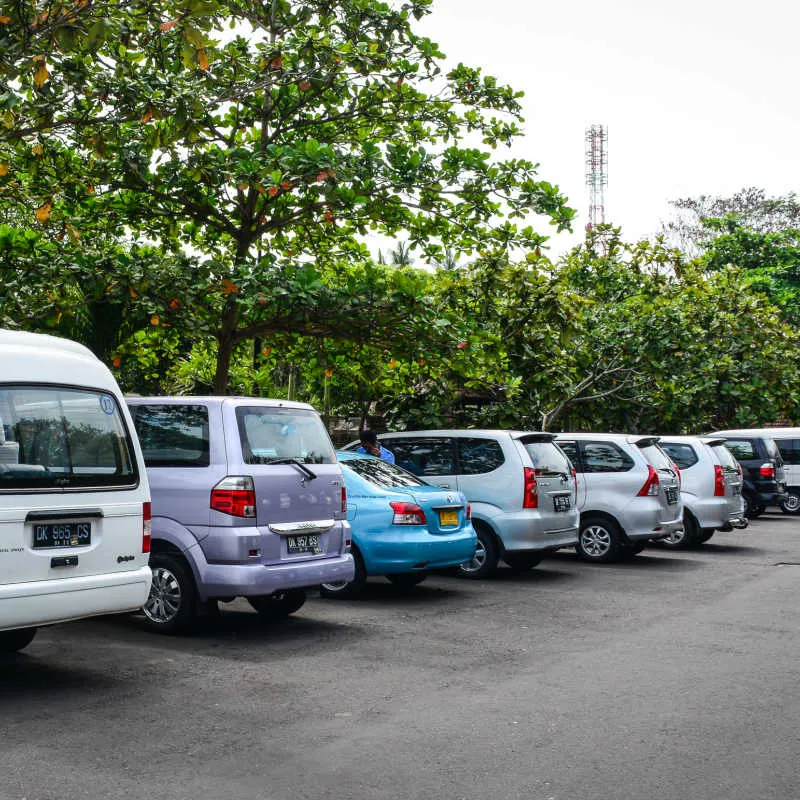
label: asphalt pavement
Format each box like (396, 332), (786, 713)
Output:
(2, 513), (799, 800)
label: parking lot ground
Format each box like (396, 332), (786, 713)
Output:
(2, 513), (800, 800)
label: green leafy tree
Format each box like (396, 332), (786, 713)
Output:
(1, 0), (574, 392)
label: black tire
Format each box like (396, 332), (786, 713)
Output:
(248, 589), (307, 620)
(458, 522), (499, 578)
(743, 494), (762, 519)
(319, 549), (367, 598)
(624, 542), (645, 557)
(142, 552), (197, 634)
(696, 528), (716, 544)
(386, 572), (427, 589)
(661, 512), (699, 549)
(576, 515), (623, 563)
(780, 490), (800, 515)
(0, 627), (37, 653)
(503, 553), (542, 573)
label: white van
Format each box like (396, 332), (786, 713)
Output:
(0, 330), (152, 652)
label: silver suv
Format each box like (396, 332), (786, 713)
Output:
(367, 430), (579, 577)
(658, 436), (748, 548)
(555, 433), (683, 563)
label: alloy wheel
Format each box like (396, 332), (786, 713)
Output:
(581, 524), (612, 558)
(143, 566), (182, 624)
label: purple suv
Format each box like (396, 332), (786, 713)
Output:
(127, 397), (354, 632)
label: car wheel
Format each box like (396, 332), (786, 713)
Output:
(743, 494), (762, 519)
(142, 552), (197, 634)
(458, 522), (499, 578)
(623, 542), (645, 557)
(781, 490), (800, 515)
(696, 528), (716, 544)
(503, 553), (542, 572)
(576, 516), (623, 563)
(320, 549), (366, 599)
(0, 627), (37, 654)
(387, 572), (427, 589)
(661, 512), (698, 549)
(248, 589), (306, 620)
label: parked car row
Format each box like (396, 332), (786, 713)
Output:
(0, 328), (792, 655)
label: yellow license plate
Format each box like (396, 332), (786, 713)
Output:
(439, 509), (458, 526)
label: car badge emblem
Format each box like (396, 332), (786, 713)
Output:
(446, 494), (453, 503)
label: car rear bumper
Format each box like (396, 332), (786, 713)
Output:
(481, 511), (579, 551)
(687, 496), (744, 529)
(360, 530), (478, 574)
(196, 553), (355, 600)
(626, 511), (683, 542)
(0, 566), (152, 631)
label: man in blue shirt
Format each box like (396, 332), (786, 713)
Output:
(355, 429), (395, 464)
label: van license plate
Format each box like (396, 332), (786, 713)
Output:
(32, 522), (91, 549)
(665, 487), (679, 504)
(553, 495), (571, 512)
(439, 509), (458, 526)
(287, 534), (320, 555)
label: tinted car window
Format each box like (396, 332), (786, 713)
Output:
(236, 407), (335, 464)
(643, 443), (681, 470)
(558, 441), (579, 467)
(343, 457), (427, 488)
(131, 404), (210, 467)
(524, 442), (571, 476)
(712, 443), (740, 472)
(387, 438), (455, 476)
(660, 443), (698, 470)
(581, 441), (634, 473)
(776, 439), (800, 465)
(0, 385), (138, 489)
(457, 437), (505, 475)
(725, 439), (757, 460)
(763, 438), (780, 460)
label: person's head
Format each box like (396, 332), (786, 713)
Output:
(359, 429), (381, 455)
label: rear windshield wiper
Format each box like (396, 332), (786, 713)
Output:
(265, 457), (317, 480)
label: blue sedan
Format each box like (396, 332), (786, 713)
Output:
(320, 451), (477, 597)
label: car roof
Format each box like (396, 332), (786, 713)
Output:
(0, 328), (96, 359)
(553, 432), (660, 445)
(126, 395), (317, 412)
(659, 435), (729, 446)
(709, 428), (794, 438)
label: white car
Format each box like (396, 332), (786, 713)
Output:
(658, 436), (748, 547)
(0, 330), (152, 653)
(555, 433), (683, 562)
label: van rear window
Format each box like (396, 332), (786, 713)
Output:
(236, 407), (336, 464)
(0, 385), (138, 490)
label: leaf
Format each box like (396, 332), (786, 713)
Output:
(0, 164), (8, 176)
(160, 19), (178, 31)
(31, 143), (43, 155)
(150, 314), (160, 326)
(141, 108), (153, 123)
(0, 16), (10, 23)
(221, 278), (238, 295)
(35, 202), (51, 223)
(197, 48), (209, 71)
(33, 61), (50, 88)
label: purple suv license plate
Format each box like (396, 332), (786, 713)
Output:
(287, 534), (320, 555)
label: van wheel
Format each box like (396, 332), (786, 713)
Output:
(0, 627), (37, 653)
(577, 516), (623, 563)
(248, 589), (306, 619)
(743, 494), (762, 519)
(696, 528), (716, 544)
(320, 550), (366, 598)
(781, 490), (800, 514)
(662, 513), (698, 549)
(503, 553), (542, 572)
(142, 553), (197, 634)
(458, 523), (499, 578)
(387, 572), (427, 589)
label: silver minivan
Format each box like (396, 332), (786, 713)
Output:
(659, 436), (748, 547)
(369, 430), (579, 577)
(555, 433), (683, 562)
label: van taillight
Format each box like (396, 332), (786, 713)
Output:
(523, 467), (538, 509)
(341, 485), (347, 514)
(390, 501), (426, 525)
(210, 476), (256, 518)
(572, 468), (578, 501)
(759, 463), (775, 479)
(714, 465), (726, 496)
(637, 465), (660, 496)
(142, 501), (151, 553)
(466, 503), (471, 520)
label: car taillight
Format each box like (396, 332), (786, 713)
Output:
(759, 463), (775, 479)
(390, 501), (426, 525)
(523, 467), (538, 509)
(672, 463), (681, 485)
(341, 485), (347, 514)
(466, 503), (471, 520)
(714, 465), (726, 497)
(210, 476), (256, 518)
(572, 468), (578, 501)
(142, 501), (151, 554)
(637, 465), (660, 496)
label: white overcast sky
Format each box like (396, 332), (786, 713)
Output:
(416, 0), (800, 254)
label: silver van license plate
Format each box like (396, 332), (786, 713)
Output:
(553, 495), (571, 512)
(287, 535), (320, 555)
(32, 522), (91, 549)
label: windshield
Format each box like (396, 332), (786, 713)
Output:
(236, 406), (335, 464)
(343, 457), (427, 488)
(0, 385), (138, 490)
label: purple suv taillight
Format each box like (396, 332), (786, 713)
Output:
(211, 476), (256, 518)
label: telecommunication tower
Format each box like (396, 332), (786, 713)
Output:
(584, 124), (608, 230)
